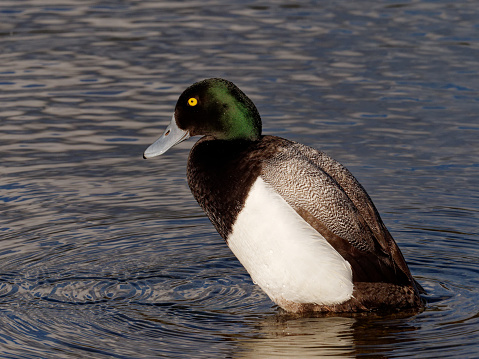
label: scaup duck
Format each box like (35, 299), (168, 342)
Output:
(144, 78), (424, 313)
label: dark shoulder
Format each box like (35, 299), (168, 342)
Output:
(187, 135), (287, 179)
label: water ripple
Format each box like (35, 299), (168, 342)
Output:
(1, 0), (479, 357)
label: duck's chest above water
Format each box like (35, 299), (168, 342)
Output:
(186, 139), (267, 239)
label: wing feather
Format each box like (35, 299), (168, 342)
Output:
(260, 139), (415, 287)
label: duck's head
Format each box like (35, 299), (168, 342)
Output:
(144, 78), (262, 159)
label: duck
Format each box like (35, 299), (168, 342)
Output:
(143, 78), (424, 314)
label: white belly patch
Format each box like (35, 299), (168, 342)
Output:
(227, 177), (353, 306)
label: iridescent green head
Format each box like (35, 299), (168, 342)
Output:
(176, 78), (261, 140)
(144, 78), (262, 158)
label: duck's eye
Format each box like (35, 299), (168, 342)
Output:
(188, 98), (198, 107)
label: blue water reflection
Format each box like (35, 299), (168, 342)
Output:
(1, 0), (478, 357)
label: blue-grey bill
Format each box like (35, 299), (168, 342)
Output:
(143, 114), (190, 159)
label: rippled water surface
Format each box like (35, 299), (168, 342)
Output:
(1, 0), (479, 357)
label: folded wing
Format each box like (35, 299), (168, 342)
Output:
(261, 140), (416, 288)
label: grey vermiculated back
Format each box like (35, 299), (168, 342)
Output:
(261, 140), (378, 253)
(259, 137), (417, 289)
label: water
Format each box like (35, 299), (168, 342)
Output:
(1, 0), (479, 357)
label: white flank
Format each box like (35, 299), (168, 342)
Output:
(227, 177), (353, 306)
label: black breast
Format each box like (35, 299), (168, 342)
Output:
(186, 136), (284, 240)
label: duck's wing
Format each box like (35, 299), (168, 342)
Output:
(260, 138), (416, 288)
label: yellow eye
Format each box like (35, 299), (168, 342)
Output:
(188, 97), (198, 107)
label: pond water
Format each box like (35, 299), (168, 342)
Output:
(1, 0), (479, 357)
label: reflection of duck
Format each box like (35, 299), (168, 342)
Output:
(235, 315), (356, 358)
(234, 310), (422, 358)
(144, 78), (424, 314)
